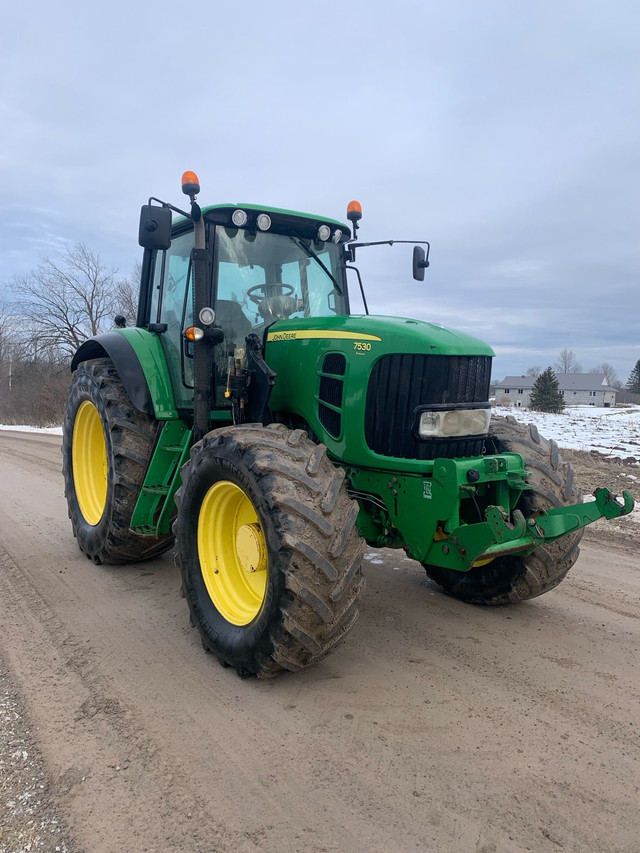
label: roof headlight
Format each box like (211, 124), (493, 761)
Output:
(257, 213), (272, 231)
(199, 306), (215, 326)
(332, 229), (343, 243)
(418, 408), (490, 439)
(317, 224), (331, 242)
(232, 209), (248, 227)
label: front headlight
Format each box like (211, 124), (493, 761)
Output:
(418, 407), (491, 439)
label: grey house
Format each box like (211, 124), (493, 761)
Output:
(493, 374), (617, 408)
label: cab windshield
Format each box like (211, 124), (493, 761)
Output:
(214, 226), (348, 346)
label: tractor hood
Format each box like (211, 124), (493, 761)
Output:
(266, 314), (495, 357)
(266, 314), (494, 471)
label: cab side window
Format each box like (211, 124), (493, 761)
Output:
(159, 232), (193, 331)
(154, 230), (194, 407)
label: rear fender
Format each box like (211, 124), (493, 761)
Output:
(71, 330), (178, 420)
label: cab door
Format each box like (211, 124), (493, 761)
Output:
(148, 228), (196, 410)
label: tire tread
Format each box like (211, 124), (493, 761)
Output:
(424, 415), (583, 604)
(175, 426), (365, 677)
(62, 358), (174, 564)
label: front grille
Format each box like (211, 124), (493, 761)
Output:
(317, 353), (345, 439)
(319, 376), (343, 408)
(365, 354), (492, 459)
(318, 403), (342, 438)
(322, 353), (346, 375)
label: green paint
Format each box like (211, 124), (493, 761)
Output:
(116, 328), (179, 420)
(345, 452), (527, 562)
(266, 314), (493, 472)
(345, 457), (633, 572)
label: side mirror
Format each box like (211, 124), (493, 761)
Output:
(412, 245), (429, 281)
(138, 205), (172, 250)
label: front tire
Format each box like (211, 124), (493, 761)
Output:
(174, 424), (366, 677)
(62, 358), (175, 564)
(424, 416), (583, 604)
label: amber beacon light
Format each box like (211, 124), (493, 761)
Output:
(347, 200), (362, 222)
(181, 171), (201, 197)
(347, 200), (362, 236)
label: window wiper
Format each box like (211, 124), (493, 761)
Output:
(290, 236), (342, 295)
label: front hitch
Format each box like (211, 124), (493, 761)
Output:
(424, 488), (635, 572)
(529, 488), (635, 541)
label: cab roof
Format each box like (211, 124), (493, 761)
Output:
(173, 203), (351, 243)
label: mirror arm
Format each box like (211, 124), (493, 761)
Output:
(346, 239), (430, 264)
(346, 265), (369, 315)
(148, 197), (192, 220)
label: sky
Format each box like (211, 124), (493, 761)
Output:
(1, 0), (638, 383)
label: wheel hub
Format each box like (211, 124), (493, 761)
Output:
(236, 523), (267, 574)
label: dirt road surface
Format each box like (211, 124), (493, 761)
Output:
(1, 431), (638, 853)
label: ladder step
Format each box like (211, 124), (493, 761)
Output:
(142, 485), (170, 495)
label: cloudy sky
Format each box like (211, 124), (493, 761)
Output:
(1, 0), (638, 382)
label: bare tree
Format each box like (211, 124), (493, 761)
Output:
(589, 363), (620, 387)
(11, 244), (120, 358)
(0, 354), (70, 426)
(0, 296), (70, 425)
(114, 261), (141, 326)
(525, 366), (541, 377)
(0, 296), (15, 364)
(0, 299), (15, 400)
(555, 348), (582, 374)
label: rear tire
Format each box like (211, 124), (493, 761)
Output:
(62, 358), (175, 564)
(174, 424), (366, 677)
(424, 415), (583, 604)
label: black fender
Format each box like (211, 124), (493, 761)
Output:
(71, 333), (154, 416)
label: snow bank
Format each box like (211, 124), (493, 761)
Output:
(0, 424), (63, 435)
(495, 406), (640, 461)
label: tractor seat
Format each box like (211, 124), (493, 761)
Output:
(215, 299), (253, 343)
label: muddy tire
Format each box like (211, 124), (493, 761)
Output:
(62, 358), (175, 564)
(424, 415), (583, 604)
(174, 424), (366, 677)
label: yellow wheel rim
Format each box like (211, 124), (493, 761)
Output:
(72, 400), (108, 526)
(198, 481), (268, 626)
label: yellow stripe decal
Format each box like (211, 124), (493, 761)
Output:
(267, 330), (382, 342)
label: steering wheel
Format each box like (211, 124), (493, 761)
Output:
(247, 283), (295, 305)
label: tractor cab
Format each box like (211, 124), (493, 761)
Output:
(138, 199), (351, 413)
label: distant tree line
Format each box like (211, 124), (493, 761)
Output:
(0, 245), (137, 426)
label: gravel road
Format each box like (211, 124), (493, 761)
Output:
(0, 430), (638, 853)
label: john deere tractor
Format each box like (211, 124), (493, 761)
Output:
(62, 171), (634, 677)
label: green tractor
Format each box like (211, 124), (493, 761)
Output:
(62, 171), (634, 677)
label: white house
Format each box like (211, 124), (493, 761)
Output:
(493, 373), (617, 408)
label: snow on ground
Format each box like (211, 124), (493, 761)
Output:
(0, 424), (63, 435)
(495, 405), (640, 461)
(2, 407), (640, 460)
